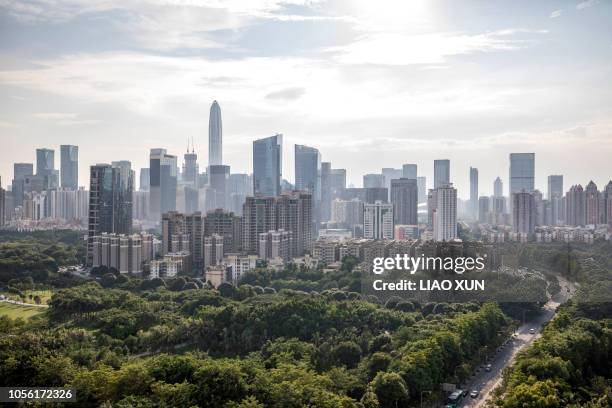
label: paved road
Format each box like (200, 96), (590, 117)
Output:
(457, 277), (576, 408)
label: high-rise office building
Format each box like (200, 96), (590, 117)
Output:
(478, 196), (490, 224)
(585, 181), (600, 225)
(330, 168), (346, 198)
(382, 168), (403, 199)
(402, 164), (417, 180)
(512, 191), (536, 234)
(565, 185), (585, 227)
(208, 165), (230, 210)
(36, 148), (59, 190)
(494, 177), (503, 197)
(363, 173), (384, 189)
(509, 153), (535, 194)
(242, 192), (312, 257)
(209, 100), (222, 166)
(469, 167), (478, 218)
(547, 175), (564, 225)
(427, 188), (437, 228)
(433, 184), (457, 242)
(60, 145), (78, 189)
(253, 134), (282, 197)
(36, 148), (54, 177)
(363, 200), (394, 240)
(604, 181), (612, 226)
(434, 159), (450, 189)
(295, 145), (321, 225)
(390, 178), (418, 225)
(365, 187), (388, 204)
(12, 162), (33, 207)
(227, 173), (251, 215)
(139, 168), (150, 191)
(491, 196), (506, 225)
(149, 148), (177, 222)
(533, 190), (544, 226)
(320, 162), (332, 222)
(417, 176), (426, 203)
(183, 148), (199, 187)
(111, 161), (135, 235)
(547, 175), (563, 200)
(87, 163), (133, 264)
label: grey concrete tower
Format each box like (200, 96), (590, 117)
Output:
(208, 100), (222, 166)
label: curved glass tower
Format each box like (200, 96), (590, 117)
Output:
(208, 100), (222, 166)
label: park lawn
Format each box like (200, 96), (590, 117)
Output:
(0, 289), (53, 305)
(0, 302), (45, 319)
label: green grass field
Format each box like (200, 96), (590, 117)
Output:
(0, 302), (46, 319)
(0, 289), (53, 305)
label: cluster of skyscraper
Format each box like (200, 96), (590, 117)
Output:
(471, 154), (612, 237)
(2, 100), (612, 274)
(0, 145), (88, 226)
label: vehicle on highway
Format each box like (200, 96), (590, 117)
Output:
(446, 389), (464, 407)
(529, 328), (536, 334)
(470, 390), (480, 398)
(485, 364), (492, 372)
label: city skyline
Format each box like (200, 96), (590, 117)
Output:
(1, 1), (611, 195)
(2, 140), (611, 201)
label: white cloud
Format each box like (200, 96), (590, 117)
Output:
(0, 0), (331, 50)
(33, 112), (79, 120)
(328, 30), (542, 66)
(549, 9), (563, 18)
(577, 0), (600, 10)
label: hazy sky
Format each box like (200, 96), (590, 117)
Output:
(1, 0), (611, 198)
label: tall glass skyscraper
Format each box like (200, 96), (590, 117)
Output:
(470, 167), (478, 218)
(390, 178), (418, 225)
(295, 144), (322, 228)
(253, 134), (282, 197)
(182, 150), (199, 187)
(111, 160), (134, 235)
(60, 145), (78, 189)
(149, 148), (177, 222)
(208, 100), (222, 166)
(36, 148), (58, 189)
(209, 164), (230, 209)
(402, 164), (417, 180)
(509, 153), (535, 194)
(547, 175), (563, 200)
(494, 177), (503, 197)
(295, 145), (321, 200)
(434, 159), (450, 189)
(87, 162), (133, 264)
(12, 163), (33, 206)
(139, 168), (150, 191)
(417, 176), (426, 203)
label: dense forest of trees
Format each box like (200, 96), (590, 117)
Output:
(494, 301), (612, 407)
(0, 230), (85, 287)
(493, 241), (612, 407)
(1, 275), (511, 406)
(1, 232), (610, 406)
